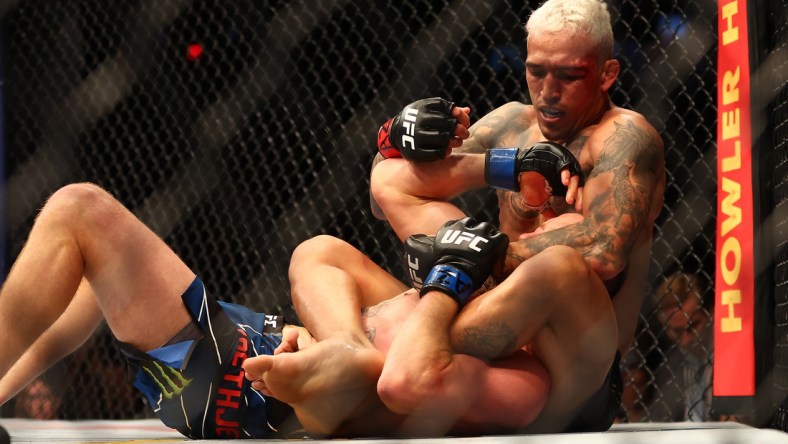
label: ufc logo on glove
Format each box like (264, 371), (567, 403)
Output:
(438, 230), (489, 252)
(399, 107), (418, 150)
(406, 255), (425, 290)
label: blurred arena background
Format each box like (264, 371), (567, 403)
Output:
(0, 0), (786, 432)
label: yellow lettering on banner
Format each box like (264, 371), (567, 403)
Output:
(721, 235), (742, 285)
(721, 1), (740, 45)
(720, 177), (742, 236)
(721, 289), (743, 332)
(722, 67), (740, 105)
(718, 1), (746, 337)
(722, 140), (742, 172)
(722, 108), (741, 140)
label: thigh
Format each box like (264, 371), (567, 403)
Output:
(74, 185), (195, 350)
(450, 246), (618, 423)
(290, 235), (408, 307)
(352, 257), (411, 309)
(452, 246), (615, 351)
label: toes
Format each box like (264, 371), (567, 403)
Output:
(274, 341), (294, 355)
(242, 355), (273, 378)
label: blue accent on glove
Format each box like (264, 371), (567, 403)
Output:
(485, 148), (519, 191)
(421, 263), (475, 307)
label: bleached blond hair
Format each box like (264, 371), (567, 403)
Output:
(525, 0), (615, 62)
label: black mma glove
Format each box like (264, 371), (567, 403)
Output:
(377, 97), (456, 162)
(420, 217), (508, 307)
(485, 141), (584, 196)
(403, 234), (437, 291)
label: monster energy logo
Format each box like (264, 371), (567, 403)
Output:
(142, 361), (192, 399)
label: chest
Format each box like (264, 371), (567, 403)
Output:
(496, 127), (596, 177)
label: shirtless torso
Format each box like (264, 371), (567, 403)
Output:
(248, 97), (665, 433)
(465, 102), (665, 354)
(369, 99), (664, 432)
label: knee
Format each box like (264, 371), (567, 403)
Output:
(42, 183), (122, 227)
(528, 246), (595, 291)
(47, 183), (114, 209)
(289, 235), (358, 280)
(538, 245), (587, 275)
(505, 245), (605, 315)
(291, 235), (350, 266)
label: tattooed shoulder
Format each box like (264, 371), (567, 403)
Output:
(566, 135), (588, 157)
(592, 118), (662, 177)
(460, 102), (534, 153)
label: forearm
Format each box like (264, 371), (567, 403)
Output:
(369, 153), (389, 220)
(377, 293), (476, 417)
(503, 216), (629, 281)
(371, 154), (487, 240)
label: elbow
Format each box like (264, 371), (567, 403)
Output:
(370, 158), (426, 219)
(377, 357), (452, 415)
(588, 259), (616, 281)
(589, 256), (626, 281)
(591, 259), (622, 281)
(370, 168), (400, 218)
(369, 175), (389, 213)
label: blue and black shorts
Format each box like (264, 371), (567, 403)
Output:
(119, 277), (299, 439)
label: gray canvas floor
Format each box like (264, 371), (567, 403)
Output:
(0, 419), (787, 443)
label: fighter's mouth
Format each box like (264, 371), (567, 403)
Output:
(540, 107), (564, 119)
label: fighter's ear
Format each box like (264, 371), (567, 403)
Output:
(600, 59), (620, 92)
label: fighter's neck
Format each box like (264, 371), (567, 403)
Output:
(553, 97), (613, 145)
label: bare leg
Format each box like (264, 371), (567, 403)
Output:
(254, 234), (557, 436)
(0, 183), (196, 380)
(272, 325), (301, 355)
(377, 290), (472, 435)
(288, 235), (407, 346)
(451, 245), (618, 431)
(244, 334), (394, 436)
(243, 235), (412, 436)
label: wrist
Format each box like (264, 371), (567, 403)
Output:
(420, 289), (463, 314)
(420, 264), (475, 307)
(485, 148), (519, 191)
(377, 118), (402, 159)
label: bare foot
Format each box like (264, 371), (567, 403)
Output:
(243, 334), (385, 435)
(244, 327), (310, 395)
(274, 326), (301, 355)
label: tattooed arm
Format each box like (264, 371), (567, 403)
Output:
(455, 102), (536, 154)
(503, 115), (665, 281)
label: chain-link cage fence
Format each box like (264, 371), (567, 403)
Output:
(769, 0), (788, 431)
(0, 0), (735, 424)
